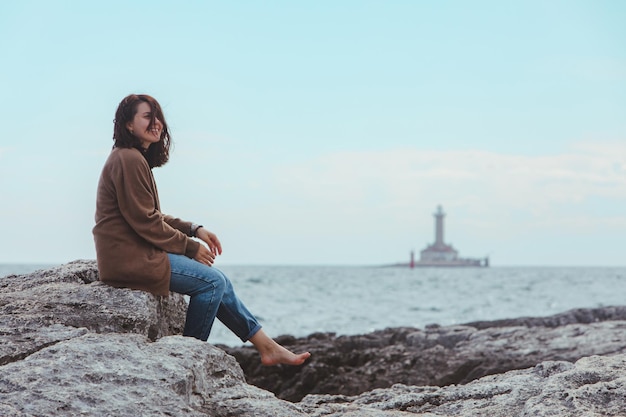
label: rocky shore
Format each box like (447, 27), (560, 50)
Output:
(223, 306), (626, 402)
(1, 260), (625, 416)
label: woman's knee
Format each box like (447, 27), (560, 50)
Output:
(213, 273), (227, 295)
(196, 268), (226, 294)
(182, 268), (227, 297)
(209, 267), (233, 291)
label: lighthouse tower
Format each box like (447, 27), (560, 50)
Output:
(434, 205), (445, 248)
(419, 205), (458, 262)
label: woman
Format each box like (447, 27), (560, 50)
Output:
(93, 94), (310, 366)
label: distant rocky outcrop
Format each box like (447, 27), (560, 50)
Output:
(2, 260), (626, 416)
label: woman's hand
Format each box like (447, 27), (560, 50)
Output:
(194, 227), (223, 266)
(194, 244), (217, 266)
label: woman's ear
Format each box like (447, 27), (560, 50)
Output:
(126, 121), (134, 134)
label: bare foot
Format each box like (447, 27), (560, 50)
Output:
(260, 345), (311, 366)
(249, 329), (311, 366)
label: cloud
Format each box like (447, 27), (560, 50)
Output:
(269, 141), (626, 238)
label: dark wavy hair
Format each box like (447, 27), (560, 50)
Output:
(113, 94), (171, 168)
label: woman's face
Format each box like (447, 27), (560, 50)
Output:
(126, 102), (163, 149)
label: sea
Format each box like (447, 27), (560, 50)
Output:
(2, 264), (625, 347)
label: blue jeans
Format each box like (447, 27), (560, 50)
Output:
(168, 254), (261, 342)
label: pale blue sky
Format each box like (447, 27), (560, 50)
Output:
(1, 1), (624, 266)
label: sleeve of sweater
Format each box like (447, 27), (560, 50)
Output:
(163, 214), (194, 236)
(113, 149), (200, 258)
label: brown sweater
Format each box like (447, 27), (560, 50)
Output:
(93, 147), (200, 296)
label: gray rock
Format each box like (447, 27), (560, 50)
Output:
(3, 261), (626, 416)
(0, 262), (306, 416)
(0, 260), (187, 366)
(300, 354), (626, 416)
(0, 333), (306, 417)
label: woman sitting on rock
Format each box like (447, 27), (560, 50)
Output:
(93, 93), (310, 366)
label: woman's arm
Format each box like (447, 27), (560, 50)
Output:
(163, 217), (223, 266)
(163, 214), (193, 236)
(112, 149), (200, 258)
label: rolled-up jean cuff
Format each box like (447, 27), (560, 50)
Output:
(243, 324), (263, 342)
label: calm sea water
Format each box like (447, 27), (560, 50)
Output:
(212, 265), (626, 346)
(3, 264), (625, 347)
(0, 264), (57, 277)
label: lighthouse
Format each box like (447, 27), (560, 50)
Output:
(411, 205), (488, 267)
(420, 205), (459, 262)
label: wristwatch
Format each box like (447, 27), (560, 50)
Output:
(190, 223), (203, 237)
